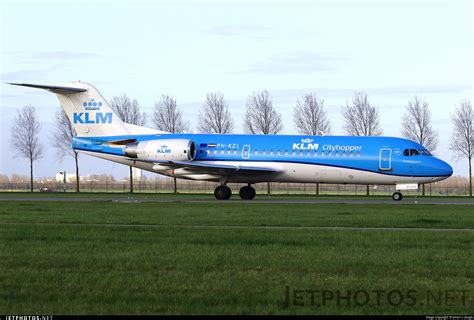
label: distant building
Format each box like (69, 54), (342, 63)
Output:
(132, 168), (142, 182)
(55, 173), (78, 183)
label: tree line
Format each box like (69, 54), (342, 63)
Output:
(10, 91), (473, 196)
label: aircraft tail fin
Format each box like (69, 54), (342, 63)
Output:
(8, 81), (161, 137)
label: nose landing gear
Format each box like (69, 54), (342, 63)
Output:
(392, 191), (403, 201)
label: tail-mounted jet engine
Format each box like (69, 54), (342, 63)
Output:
(124, 139), (196, 161)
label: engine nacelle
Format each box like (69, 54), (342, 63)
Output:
(124, 139), (196, 161)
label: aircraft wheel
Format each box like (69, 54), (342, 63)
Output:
(392, 191), (403, 201)
(239, 186), (256, 200)
(214, 186), (232, 200)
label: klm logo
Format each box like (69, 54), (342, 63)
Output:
(83, 98), (103, 111)
(293, 138), (319, 150)
(157, 145), (171, 154)
(73, 112), (112, 124)
(74, 98), (111, 124)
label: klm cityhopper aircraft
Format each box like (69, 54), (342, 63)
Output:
(9, 81), (453, 201)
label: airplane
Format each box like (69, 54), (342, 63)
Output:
(8, 81), (453, 201)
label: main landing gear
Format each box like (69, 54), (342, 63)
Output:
(239, 185), (256, 200)
(214, 184), (256, 200)
(214, 185), (232, 200)
(392, 191), (403, 201)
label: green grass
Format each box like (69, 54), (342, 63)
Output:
(2, 191), (474, 202)
(0, 201), (473, 314)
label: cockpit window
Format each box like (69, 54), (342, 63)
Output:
(403, 148), (432, 156)
(419, 149), (432, 156)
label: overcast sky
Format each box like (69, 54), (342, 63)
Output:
(0, 0), (472, 180)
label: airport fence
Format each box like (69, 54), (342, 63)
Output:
(0, 181), (472, 196)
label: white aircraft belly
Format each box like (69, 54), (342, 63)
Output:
(77, 151), (443, 185)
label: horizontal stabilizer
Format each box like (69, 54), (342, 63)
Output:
(7, 82), (87, 95)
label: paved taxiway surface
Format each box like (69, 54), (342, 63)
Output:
(1, 221), (472, 233)
(0, 195), (473, 205)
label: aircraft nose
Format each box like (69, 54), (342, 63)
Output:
(435, 158), (453, 177)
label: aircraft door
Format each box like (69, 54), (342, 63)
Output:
(242, 145), (250, 159)
(379, 148), (392, 171)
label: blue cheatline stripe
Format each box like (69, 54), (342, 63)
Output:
(74, 147), (448, 179)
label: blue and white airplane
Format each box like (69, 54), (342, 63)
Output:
(9, 81), (453, 200)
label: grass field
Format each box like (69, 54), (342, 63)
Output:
(2, 191), (474, 202)
(0, 200), (473, 314)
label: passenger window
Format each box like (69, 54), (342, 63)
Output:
(284, 150), (288, 155)
(292, 150), (296, 156)
(314, 151), (318, 156)
(233, 150), (237, 155)
(342, 151), (346, 157)
(221, 149), (224, 154)
(227, 149), (230, 154)
(262, 150), (266, 155)
(299, 150), (303, 156)
(321, 151), (325, 157)
(254, 150), (258, 155)
(270, 150), (274, 155)
(206, 150), (210, 154)
(335, 151), (339, 157)
(277, 150), (281, 155)
(213, 150), (217, 154)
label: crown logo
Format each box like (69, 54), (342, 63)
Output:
(301, 138), (313, 143)
(83, 98), (103, 110)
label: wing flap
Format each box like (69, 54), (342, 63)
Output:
(152, 160), (277, 175)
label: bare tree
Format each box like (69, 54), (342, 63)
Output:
(152, 94), (190, 193)
(11, 105), (43, 192)
(52, 106), (80, 192)
(243, 90), (283, 135)
(243, 90), (283, 194)
(110, 94), (147, 126)
(293, 93), (331, 195)
(110, 94), (147, 193)
(342, 92), (382, 195)
(401, 97), (438, 152)
(198, 92), (234, 133)
(401, 97), (439, 196)
(152, 95), (190, 133)
(342, 92), (382, 137)
(450, 100), (473, 196)
(293, 93), (331, 135)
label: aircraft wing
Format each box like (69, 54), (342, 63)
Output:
(152, 160), (277, 175)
